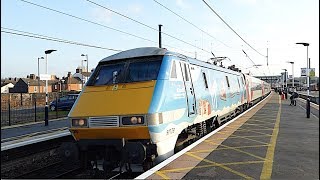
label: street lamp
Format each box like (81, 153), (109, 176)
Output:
(296, 42), (310, 96)
(81, 54), (88, 73)
(37, 57), (44, 93)
(286, 61), (294, 89)
(44, 49), (57, 126)
(282, 69), (287, 89)
(81, 54), (88, 85)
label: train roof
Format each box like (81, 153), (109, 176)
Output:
(99, 47), (269, 84)
(100, 47), (168, 62)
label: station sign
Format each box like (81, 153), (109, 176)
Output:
(40, 74), (51, 80)
(301, 68), (307, 76)
(309, 68), (315, 77)
(301, 68), (315, 77)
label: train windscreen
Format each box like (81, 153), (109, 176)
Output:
(87, 56), (163, 86)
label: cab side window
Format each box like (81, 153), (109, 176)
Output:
(170, 60), (177, 78)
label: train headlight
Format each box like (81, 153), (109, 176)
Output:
(72, 118), (88, 127)
(121, 116), (145, 126)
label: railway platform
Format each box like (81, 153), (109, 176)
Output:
(1, 117), (70, 151)
(140, 92), (319, 179)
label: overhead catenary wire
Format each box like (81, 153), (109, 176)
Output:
(85, 0), (211, 54)
(18, 0), (157, 44)
(17, 0), (195, 56)
(202, 0), (267, 58)
(152, 0), (231, 49)
(1, 28), (122, 51)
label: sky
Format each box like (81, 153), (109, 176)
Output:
(1, 0), (319, 79)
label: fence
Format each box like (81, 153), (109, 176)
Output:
(1, 92), (77, 127)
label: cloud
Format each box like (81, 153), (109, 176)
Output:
(91, 8), (113, 23)
(176, 0), (191, 9)
(127, 3), (143, 15)
(233, 0), (257, 5)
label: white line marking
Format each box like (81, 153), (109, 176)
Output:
(1, 130), (70, 151)
(297, 104), (319, 119)
(135, 93), (271, 179)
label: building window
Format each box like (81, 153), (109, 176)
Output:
(34, 86), (37, 92)
(54, 85), (57, 89)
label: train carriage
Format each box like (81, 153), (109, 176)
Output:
(66, 47), (270, 172)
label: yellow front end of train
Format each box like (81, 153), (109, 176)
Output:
(68, 81), (156, 140)
(63, 48), (165, 172)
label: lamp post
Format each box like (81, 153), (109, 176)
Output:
(282, 69), (287, 89)
(44, 49), (57, 126)
(296, 42), (310, 118)
(37, 57), (44, 93)
(296, 42), (310, 95)
(287, 61), (294, 89)
(81, 54), (88, 83)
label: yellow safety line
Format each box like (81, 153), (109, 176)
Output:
(155, 171), (170, 179)
(205, 140), (266, 161)
(218, 131), (269, 145)
(236, 128), (272, 136)
(260, 95), (281, 179)
(247, 119), (276, 125)
(238, 128), (274, 131)
(159, 160), (265, 173)
(243, 123), (274, 129)
(189, 144), (270, 153)
(228, 135), (272, 138)
(213, 134), (271, 141)
(185, 152), (253, 179)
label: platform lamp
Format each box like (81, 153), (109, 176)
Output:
(44, 49), (57, 126)
(296, 42), (310, 118)
(282, 69), (287, 89)
(37, 57), (44, 93)
(296, 42), (309, 96)
(286, 61), (295, 89)
(81, 54), (88, 83)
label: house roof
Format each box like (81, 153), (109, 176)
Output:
(82, 72), (91, 77)
(1, 82), (14, 87)
(1, 79), (17, 85)
(20, 78), (57, 86)
(62, 77), (82, 84)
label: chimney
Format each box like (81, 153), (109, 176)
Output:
(14, 77), (17, 81)
(67, 72), (71, 77)
(51, 75), (56, 80)
(30, 74), (35, 79)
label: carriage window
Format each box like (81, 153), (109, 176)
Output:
(184, 64), (189, 81)
(225, 76), (230, 88)
(170, 61), (177, 78)
(202, 72), (208, 88)
(237, 77), (240, 89)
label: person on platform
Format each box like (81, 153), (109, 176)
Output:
(290, 89), (299, 106)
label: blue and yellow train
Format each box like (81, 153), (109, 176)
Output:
(66, 47), (271, 172)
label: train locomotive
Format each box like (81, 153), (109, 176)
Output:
(65, 47), (271, 172)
